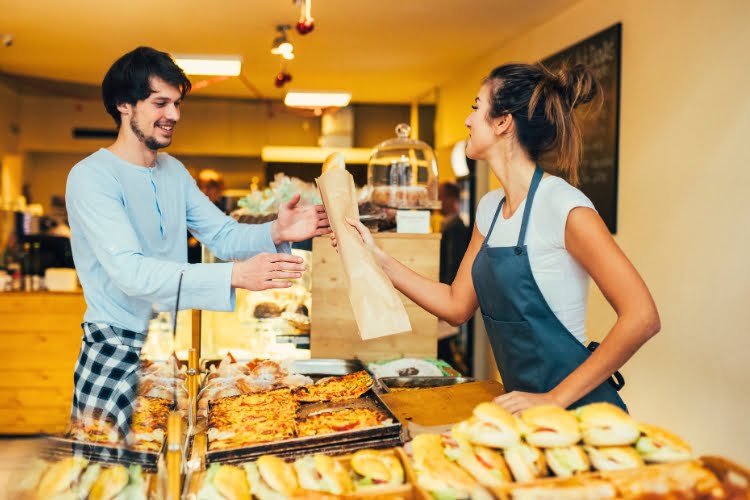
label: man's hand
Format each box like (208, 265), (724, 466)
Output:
(231, 253), (306, 291)
(271, 194), (331, 244)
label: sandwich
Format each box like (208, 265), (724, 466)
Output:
(452, 436), (512, 488)
(451, 402), (521, 448)
(508, 477), (617, 500)
(294, 454), (353, 495)
(411, 433), (478, 500)
(243, 455), (299, 499)
(36, 456), (89, 498)
(520, 405), (581, 448)
(544, 445), (590, 477)
(12, 458), (50, 497)
(197, 463), (251, 500)
(635, 422), (693, 463)
(349, 449), (405, 490)
(601, 460), (722, 498)
(504, 444), (549, 483)
(585, 445), (644, 471)
(89, 464), (130, 500)
(575, 403), (640, 446)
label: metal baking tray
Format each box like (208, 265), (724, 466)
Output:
(200, 358), (364, 378)
(378, 376), (475, 393)
(205, 390), (402, 464)
(39, 436), (162, 472)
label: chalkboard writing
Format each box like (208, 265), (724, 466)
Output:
(541, 23), (622, 233)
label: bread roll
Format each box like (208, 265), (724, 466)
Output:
(575, 403), (639, 446)
(520, 405), (581, 448)
(585, 445), (644, 471)
(256, 455), (298, 496)
(453, 436), (512, 488)
(504, 444), (549, 483)
(545, 445), (590, 477)
(635, 422), (692, 463)
(350, 449), (404, 486)
(89, 464), (129, 500)
(36, 456), (88, 498)
(452, 402), (521, 448)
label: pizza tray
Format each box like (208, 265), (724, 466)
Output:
(200, 357), (364, 377)
(39, 436), (162, 472)
(204, 390), (403, 464)
(379, 376), (475, 392)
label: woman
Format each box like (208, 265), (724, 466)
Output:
(340, 62), (660, 413)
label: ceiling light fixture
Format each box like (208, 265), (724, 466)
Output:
(270, 24), (294, 58)
(284, 91), (352, 108)
(173, 54), (242, 76)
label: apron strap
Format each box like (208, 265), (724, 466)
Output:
(587, 341), (626, 391)
(516, 165), (545, 249)
(483, 196), (506, 248)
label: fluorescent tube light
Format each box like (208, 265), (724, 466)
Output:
(261, 146), (372, 164)
(284, 91), (352, 108)
(174, 55), (242, 76)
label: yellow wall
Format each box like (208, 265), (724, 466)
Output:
(436, 0), (750, 463)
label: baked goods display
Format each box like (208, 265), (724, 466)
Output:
(371, 185), (432, 208)
(407, 401), (750, 499)
(207, 388), (299, 451)
(206, 369), (391, 453)
(66, 395), (171, 453)
(198, 356), (314, 417)
(12, 457), (151, 499)
(189, 448), (409, 499)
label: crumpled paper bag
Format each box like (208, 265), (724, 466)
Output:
(316, 153), (412, 340)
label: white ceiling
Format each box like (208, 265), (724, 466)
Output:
(0, 0), (580, 103)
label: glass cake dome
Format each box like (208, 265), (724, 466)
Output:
(367, 123), (439, 209)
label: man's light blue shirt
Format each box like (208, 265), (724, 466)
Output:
(66, 148), (287, 333)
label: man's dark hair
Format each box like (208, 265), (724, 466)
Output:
(440, 182), (461, 200)
(101, 46), (192, 127)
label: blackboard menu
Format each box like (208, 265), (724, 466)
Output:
(541, 23), (622, 233)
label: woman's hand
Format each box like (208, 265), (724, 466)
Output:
(271, 194), (331, 244)
(493, 391), (563, 415)
(330, 217), (386, 263)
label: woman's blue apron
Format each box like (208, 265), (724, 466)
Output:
(471, 166), (626, 411)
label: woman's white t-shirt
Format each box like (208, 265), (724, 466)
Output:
(476, 176), (595, 344)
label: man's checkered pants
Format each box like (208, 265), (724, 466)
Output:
(71, 322), (145, 435)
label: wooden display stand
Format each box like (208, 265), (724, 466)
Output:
(0, 291), (85, 434)
(310, 232), (441, 362)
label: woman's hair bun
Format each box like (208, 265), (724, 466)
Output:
(547, 62), (600, 109)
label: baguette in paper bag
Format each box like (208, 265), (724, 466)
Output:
(316, 153), (411, 340)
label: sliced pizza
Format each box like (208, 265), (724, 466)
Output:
(292, 370), (374, 403)
(296, 408), (390, 437)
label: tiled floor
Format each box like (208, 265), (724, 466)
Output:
(0, 436), (45, 500)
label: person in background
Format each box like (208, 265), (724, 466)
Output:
(66, 46), (330, 434)
(337, 62), (660, 414)
(188, 168), (224, 263)
(437, 182), (471, 372)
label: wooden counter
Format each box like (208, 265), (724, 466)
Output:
(311, 233), (441, 361)
(0, 291), (85, 434)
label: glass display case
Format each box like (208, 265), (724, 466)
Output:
(368, 123), (440, 209)
(199, 247), (312, 361)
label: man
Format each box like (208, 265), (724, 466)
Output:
(65, 47), (330, 434)
(188, 168), (224, 263)
(438, 182), (470, 285)
(437, 182), (470, 374)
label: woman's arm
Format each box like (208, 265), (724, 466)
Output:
(345, 219), (484, 326)
(496, 206), (660, 413)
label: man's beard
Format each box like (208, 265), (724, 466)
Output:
(129, 115), (171, 151)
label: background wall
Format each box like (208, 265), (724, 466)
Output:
(435, 0), (750, 463)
